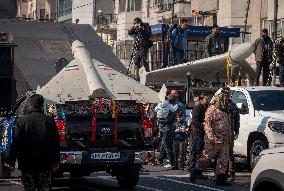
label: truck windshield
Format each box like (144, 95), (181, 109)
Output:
(250, 90), (284, 111)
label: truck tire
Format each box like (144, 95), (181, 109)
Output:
(70, 169), (91, 177)
(249, 140), (267, 170)
(116, 166), (139, 189)
(0, 154), (11, 179)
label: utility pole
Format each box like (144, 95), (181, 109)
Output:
(171, 0), (175, 25)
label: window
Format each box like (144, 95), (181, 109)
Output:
(22, 0), (27, 2)
(40, 9), (45, 19)
(119, 0), (127, 13)
(127, 0), (142, 12)
(231, 91), (248, 108)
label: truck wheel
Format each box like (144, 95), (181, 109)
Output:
(70, 169), (91, 177)
(249, 140), (267, 170)
(0, 154), (11, 179)
(116, 166), (139, 189)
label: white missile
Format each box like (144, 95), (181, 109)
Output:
(140, 42), (255, 85)
(37, 40), (160, 104)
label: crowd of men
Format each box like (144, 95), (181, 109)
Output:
(128, 17), (284, 86)
(148, 87), (240, 186)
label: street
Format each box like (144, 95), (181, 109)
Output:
(1, 165), (251, 191)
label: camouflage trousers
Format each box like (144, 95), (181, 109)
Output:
(197, 143), (229, 175)
(21, 171), (52, 191)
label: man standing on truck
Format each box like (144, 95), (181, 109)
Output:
(128, 17), (152, 77)
(172, 19), (189, 65)
(277, 36), (284, 87)
(205, 25), (223, 58)
(190, 90), (231, 186)
(7, 94), (60, 191)
(253, 28), (273, 86)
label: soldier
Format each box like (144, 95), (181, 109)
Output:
(190, 89), (231, 186)
(205, 25), (223, 58)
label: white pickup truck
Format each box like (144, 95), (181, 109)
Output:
(227, 86), (284, 169)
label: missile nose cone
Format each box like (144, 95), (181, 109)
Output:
(230, 42), (254, 62)
(72, 40), (85, 55)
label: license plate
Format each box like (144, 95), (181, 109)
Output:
(91, 152), (120, 160)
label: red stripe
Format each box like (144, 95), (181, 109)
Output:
(91, 100), (97, 142)
(96, 67), (112, 70)
(65, 68), (80, 71)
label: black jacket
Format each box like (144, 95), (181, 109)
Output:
(8, 110), (60, 172)
(228, 100), (240, 134)
(190, 104), (206, 136)
(128, 23), (151, 51)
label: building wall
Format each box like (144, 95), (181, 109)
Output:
(17, 0), (52, 20)
(0, 0), (17, 19)
(72, 0), (95, 25)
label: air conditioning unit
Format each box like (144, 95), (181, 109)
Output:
(0, 33), (13, 44)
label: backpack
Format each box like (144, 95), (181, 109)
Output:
(143, 23), (153, 49)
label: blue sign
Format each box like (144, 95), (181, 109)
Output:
(151, 24), (240, 38)
(1, 117), (15, 153)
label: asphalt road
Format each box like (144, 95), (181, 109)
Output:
(0, 165), (251, 191)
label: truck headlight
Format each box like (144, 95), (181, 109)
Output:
(268, 121), (284, 134)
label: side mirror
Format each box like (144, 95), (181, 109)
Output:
(236, 103), (249, 114)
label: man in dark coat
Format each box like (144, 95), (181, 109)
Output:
(8, 94), (60, 191)
(253, 28), (273, 86)
(188, 96), (206, 174)
(128, 17), (152, 75)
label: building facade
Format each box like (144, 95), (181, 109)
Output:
(17, 0), (52, 20)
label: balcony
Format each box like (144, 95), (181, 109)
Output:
(97, 14), (118, 29)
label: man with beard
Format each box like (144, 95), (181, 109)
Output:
(253, 29), (273, 86)
(190, 89), (231, 186)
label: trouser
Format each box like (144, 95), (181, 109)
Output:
(173, 140), (186, 168)
(173, 50), (185, 65)
(197, 143), (229, 175)
(189, 134), (205, 170)
(228, 133), (235, 174)
(254, 60), (270, 86)
(162, 44), (171, 68)
(132, 49), (149, 73)
(160, 130), (174, 166)
(21, 171), (52, 191)
(279, 61), (284, 86)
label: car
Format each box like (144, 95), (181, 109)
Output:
(250, 147), (284, 191)
(215, 86), (284, 169)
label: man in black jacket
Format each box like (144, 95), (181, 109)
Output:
(8, 94), (60, 191)
(227, 98), (240, 181)
(129, 17), (152, 75)
(188, 96), (207, 174)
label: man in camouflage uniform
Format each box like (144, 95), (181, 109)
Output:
(190, 89), (231, 186)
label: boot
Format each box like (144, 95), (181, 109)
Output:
(230, 171), (236, 182)
(216, 174), (232, 186)
(190, 168), (197, 183)
(196, 170), (208, 180)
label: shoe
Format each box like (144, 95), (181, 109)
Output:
(230, 171), (236, 182)
(216, 174), (232, 186)
(171, 166), (179, 170)
(196, 171), (208, 180)
(164, 164), (172, 168)
(190, 168), (197, 183)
